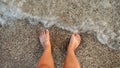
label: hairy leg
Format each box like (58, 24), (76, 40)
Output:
(37, 29), (54, 68)
(63, 33), (81, 68)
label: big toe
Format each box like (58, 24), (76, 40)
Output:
(75, 33), (81, 46)
(75, 34), (80, 40)
(45, 29), (49, 36)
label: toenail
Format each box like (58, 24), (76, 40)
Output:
(74, 33), (77, 36)
(45, 29), (48, 33)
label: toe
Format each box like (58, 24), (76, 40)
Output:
(71, 33), (75, 40)
(74, 33), (79, 38)
(74, 33), (77, 36)
(39, 32), (43, 38)
(45, 29), (50, 38)
(76, 34), (81, 44)
(45, 29), (49, 35)
(74, 33), (80, 39)
(72, 33), (75, 37)
(76, 34), (80, 39)
(43, 30), (45, 35)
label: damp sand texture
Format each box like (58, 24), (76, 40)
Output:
(0, 0), (120, 68)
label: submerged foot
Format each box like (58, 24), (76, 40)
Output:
(68, 33), (81, 51)
(39, 29), (51, 50)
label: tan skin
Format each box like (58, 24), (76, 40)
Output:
(37, 29), (81, 68)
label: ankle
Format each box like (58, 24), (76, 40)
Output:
(44, 48), (51, 52)
(68, 44), (76, 51)
(67, 48), (75, 53)
(67, 50), (75, 56)
(44, 44), (51, 51)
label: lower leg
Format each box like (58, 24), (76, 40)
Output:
(37, 29), (54, 68)
(64, 33), (81, 68)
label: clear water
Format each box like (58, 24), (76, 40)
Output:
(0, 0), (120, 50)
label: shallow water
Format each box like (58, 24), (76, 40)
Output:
(0, 0), (120, 50)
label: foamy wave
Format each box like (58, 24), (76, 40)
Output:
(0, 1), (120, 50)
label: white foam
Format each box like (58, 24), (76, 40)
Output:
(100, 0), (112, 8)
(40, 17), (58, 27)
(17, 0), (27, 7)
(0, 18), (5, 25)
(56, 22), (79, 33)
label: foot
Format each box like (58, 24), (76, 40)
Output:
(68, 33), (81, 51)
(39, 29), (51, 50)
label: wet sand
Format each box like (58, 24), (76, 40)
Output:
(0, 21), (120, 68)
(0, 0), (120, 68)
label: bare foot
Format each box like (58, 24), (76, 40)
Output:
(39, 29), (51, 50)
(68, 33), (81, 51)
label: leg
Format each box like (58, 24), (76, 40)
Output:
(37, 29), (54, 68)
(63, 33), (81, 68)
